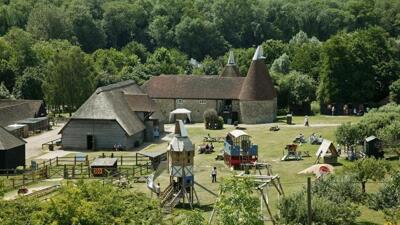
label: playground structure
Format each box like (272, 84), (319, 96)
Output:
(315, 139), (339, 164)
(223, 130), (258, 168)
(157, 120), (199, 213)
(281, 144), (302, 161)
(208, 163), (284, 225)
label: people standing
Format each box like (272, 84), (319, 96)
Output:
(211, 167), (217, 183)
(331, 105), (335, 116)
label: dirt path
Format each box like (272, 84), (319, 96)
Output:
(24, 124), (64, 160)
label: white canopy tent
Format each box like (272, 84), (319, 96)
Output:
(169, 108), (192, 123)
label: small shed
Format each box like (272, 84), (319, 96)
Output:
(364, 136), (384, 159)
(5, 124), (29, 138)
(90, 158), (118, 177)
(0, 126), (26, 171)
(16, 117), (49, 132)
(316, 139), (338, 164)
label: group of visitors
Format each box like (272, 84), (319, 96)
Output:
(310, 133), (323, 144)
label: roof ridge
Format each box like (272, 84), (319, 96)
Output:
(95, 80), (136, 94)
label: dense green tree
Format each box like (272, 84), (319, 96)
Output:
(278, 71), (316, 113)
(291, 42), (322, 81)
(318, 27), (400, 104)
(33, 181), (164, 225)
(102, 1), (149, 48)
(122, 41), (149, 63)
(0, 198), (41, 225)
(0, 82), (11, 99)
(92, 48), (139, 75)
(345, 158), (391, 193)
(3, 27), (37, 74)
(335, 122), (362, 149)
(193, 56), (222, 75)
(369, 171), (400, 224)
(271, 53), (290, 74)
(43, 46), (94, 115)
(145, 47), (187, 75)
(389, 79), (400, 103)
(66, 0), (106, 52)
(175, 16), (227, 60)
(26, 4), (72, 41)
(377, 121), (400, 157)
(216, 178), (262, 225)
(12, 66), (44, 99)
(279, 188), (360, 225)
(262, 39), (287, 67)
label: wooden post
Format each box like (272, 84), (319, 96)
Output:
(56, 157), (59, 166)
(120, 155), (123, 166)
(64, 164), (68, 179)
(307, 177), (312, 225)
(74, 156), (77, 166)
(80, 163), (83, 178)
(72, 166), (75, 178)
(136, 153), (138, 165)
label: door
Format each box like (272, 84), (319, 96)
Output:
(87, 135), (93, 150)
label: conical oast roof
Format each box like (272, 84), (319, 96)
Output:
(219, 51), (240, 77)
(239, 46), (276, 100)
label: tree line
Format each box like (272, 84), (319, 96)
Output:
(0, 0), (400, 113)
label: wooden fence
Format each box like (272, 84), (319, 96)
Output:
(1, 154), (153, 191)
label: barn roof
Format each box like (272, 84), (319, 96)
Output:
(0, 126), (26, 150)
(124, 94), (158, 112)
(365, 136), (378, 142)
(64, 80), (149, 136)
(143, 75), (244, 99)
(239, 46), (276, 101)
(0, 99), (45, 127)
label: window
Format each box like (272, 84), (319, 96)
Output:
(199, 100), (206, 104)
(176, 99), (183, 104)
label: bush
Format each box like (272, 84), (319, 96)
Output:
(310, 101), (320, 115)
(203, 109), (223, 129)
(279, 190), (360, 225)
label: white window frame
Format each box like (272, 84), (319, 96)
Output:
(199, 100), (206, 104)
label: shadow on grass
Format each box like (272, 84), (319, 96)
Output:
(353, 222), (380, 225)
(176, 203), (214, 212)
(386, 155), (400, 161)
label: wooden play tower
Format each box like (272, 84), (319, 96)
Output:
(160, 120), (199, 213)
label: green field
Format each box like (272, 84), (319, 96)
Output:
(129, 115), (397, 224)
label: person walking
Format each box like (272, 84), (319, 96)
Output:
(331, 105), (335, 116)
(304, 116), (309, 127)
(211, 167), (217, 183)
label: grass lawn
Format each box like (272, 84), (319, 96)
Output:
(126, 115), (396, 224)
(21, 115), (396, 224)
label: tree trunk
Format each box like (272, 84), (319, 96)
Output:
(361, 181), (366, 193)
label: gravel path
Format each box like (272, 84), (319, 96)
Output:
(24, 124), (64, 160)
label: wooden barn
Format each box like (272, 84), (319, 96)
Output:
(0, 126), (26, 171)
(60, 80), (163, 150)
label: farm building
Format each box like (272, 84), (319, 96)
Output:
(143, 46), (277, 124)
(0, 99), (47, 128)
(60, 80), (163, 150)
(0, 126), (26, 171)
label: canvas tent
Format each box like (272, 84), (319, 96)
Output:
(169, 108), (191, 123)
(316, 139), (338, 164)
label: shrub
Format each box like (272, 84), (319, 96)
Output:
(203, 109), (223, 129)
(310, 101), (320, 115)
(279, 190), (360, 225)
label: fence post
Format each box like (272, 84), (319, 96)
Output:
(136, 153), (138, 165)
(146, 162), (149, 174)
(86, 155), (89, 165)
(72, 166), (75, 178)
(74, 156), (77, 166)
(56, 157), (59, 166)
(88, 166), (91, 178)
(63, 164), (68, 179)
(80, 163), (83, 179)
(121, 155), (123, 166)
